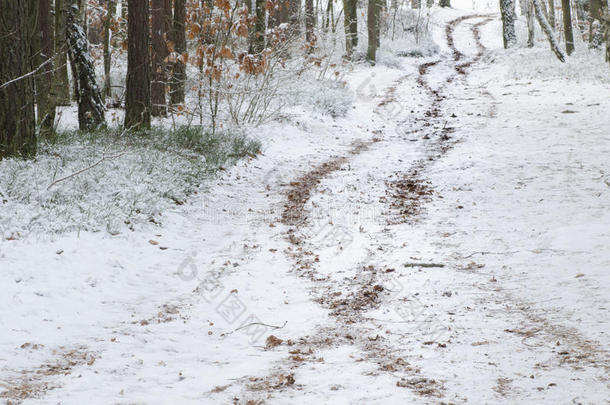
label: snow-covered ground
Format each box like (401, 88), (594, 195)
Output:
(1, 3), (609, 404)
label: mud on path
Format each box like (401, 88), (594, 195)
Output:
(229, 15), (498, 403)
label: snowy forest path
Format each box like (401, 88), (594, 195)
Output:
(226, 12), (610, 403)
(3, 11), (609, 405)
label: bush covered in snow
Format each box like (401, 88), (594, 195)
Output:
(0, 127), (261, 238)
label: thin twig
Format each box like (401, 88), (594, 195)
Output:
(404, 262), (445, 268)
(46, 152), (127, 191)
(233, 320), (287, 332)
(0, 57), (55, 91)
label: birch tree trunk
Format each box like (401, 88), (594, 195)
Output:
(533, 0), (566, 60)
(0, 0), (37, 158)
(125, 0), (151, 129)
(548, 0), (556, 28)
(67, 4), (106, 130)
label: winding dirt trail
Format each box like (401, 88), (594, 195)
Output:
(228, 14), (499, 403)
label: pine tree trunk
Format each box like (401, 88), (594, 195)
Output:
(305, 0), (315, 44)
(67, 3), (106, 130)
(103, 0), (117, 100)
(367, 0), (381, 62)
(533, 0), (566, 60)
(500, 0), (517, 48)
(125, 0), (151, 129)
(170, 0), (186, 106)
(561, 0), (575, 54)
(0, 0), (37, 159)
(54, 0), (72, 105)
(343, 0), (358, 57)
(38, 0), (57, 137)
(151, 0), (168, 116)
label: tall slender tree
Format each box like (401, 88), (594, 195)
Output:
(548, 0), (556, 28)
(500, 0), (517, 48)
(54, 0), (72, 105)
(151, 0), (169, 115)
(254, 0), (267, 53)
(533, 0), (566, 61)
(38, 0), (57, 136)
(561, 0), (575, 54)
(367, 0), (382, 62)
(289, 0), (302, 36)
(170, 0), (186, 105)
(67, 3), (106, 130)
(125, 0), (151, 129)
(0, 0), (37, 158)
(343, 0), (358, 57)
(305, 0), (315, 44)
(527, 0), (536, 47)
(103, 0), (118, 99)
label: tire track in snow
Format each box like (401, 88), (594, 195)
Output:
(230, 15), (497, 403)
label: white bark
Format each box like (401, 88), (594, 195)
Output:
(532, 0), (566, 61)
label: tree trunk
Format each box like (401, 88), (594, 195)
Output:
(170, 0), (186, 105)
(343, 0), (358, 57)
(367, 0), (381, 62)
(412, 0), (421, 8)
(561, 0), (575, 54)
(254, 0), (267, 52)
(78, 0), (88, 35)
(54, 0), (72, 105)
(269, 0), (283, 28)
(103, 0), (117, 100)
(527, 0), (536, 46)
(604, 14), (610, 64)
(125, 0), (151, 129)
(289, 0), (302, 36)
(439, 0), (451, 7)
(67, 3), (106, 130)
(548, 0), (556, 28)
(533, 0), (566, 60)
(305, 0), (315, 44)
(151, 0), (168, 116)
(0, 0), (37, 159)
(500, 0), (517, 48)
(38, 0), (57, 137)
